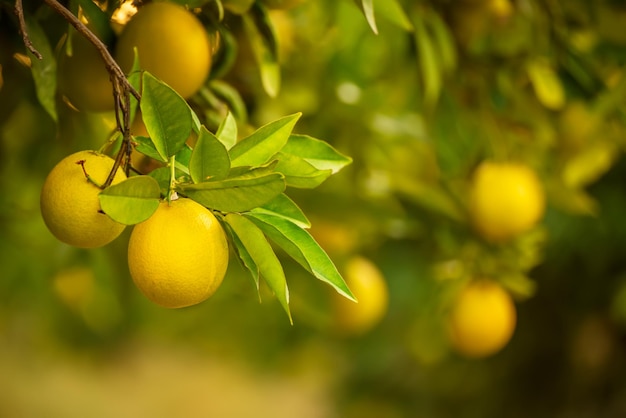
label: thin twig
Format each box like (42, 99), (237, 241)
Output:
(41, 0), (140, 101)
(14, 0), (43, 59)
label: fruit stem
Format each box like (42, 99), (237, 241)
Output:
(167, 155), (177, 202)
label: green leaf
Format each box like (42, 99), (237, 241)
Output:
(251, 193), (310, 229)
(243, 7), (281, 97)
(216, 111), (238, 150)
(224, 213), (291, 321)
(209, 80), (249, 124)
(375, 0), (413, 31)
(134, 136), (165, 162)
(24, 15), (57, 122)
(190, 126), (231, 183)
(274, 152), (332, 189)
(140, 72), (192, 159)
(99, 176), (161, 225)
(224, 221), (260, 292)
(244, 213), (356, 301)
(427, 10), (456, 73)
(281, 134), (353, 174)
(526, 58), (565, 110)
(356, 0), (378, 34)
(229, 113), (301, 167)
(414, 14), (441, 108)
(180, 167), (286, 212)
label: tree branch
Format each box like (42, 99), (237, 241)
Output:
(14, 0), (43, 59)
(41, 0), (141, 101)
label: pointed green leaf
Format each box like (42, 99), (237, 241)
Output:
(190, 127), (231, 183)
(180, 168), (286, 212)
(229, 113), (301, 167)
(414, 14), (442, 108)
(274, 152), (332, 189)
(428, 10), (457, 73)
(140, 72), (192, 159)
(224, 221), (260, 291)
(282, 134), (353, 174)
(375, 0), (413, 31)
(243, 9), (281, 97)
(251, 193), (310, 229)
(216, 111), (238, 150)
(99, 176), (161, 225)
(224, 213), (291, 321)
(356, 0), (378, 34)
(245, 213), (356, 301)
(24, 15), (57, 121)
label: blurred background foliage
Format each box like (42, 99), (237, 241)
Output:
(2, 0), (626, 416)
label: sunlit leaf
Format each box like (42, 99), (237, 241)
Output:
(245, 212), (356, 301)
(190, 127), (230, 183)
(24, 15), (57, 122)
(216, 111), (238, 150)
(229, 113), (301, 167)
(99, 176), (161, 225)
(251, 193), (310, 229)
(355, 0), (378, 34)
(180, 167), (286, 212)
(274, 152), (332, 189)
(140, 72), (192, 159)
(527, 58), (565, 110)
(281, 134), (352, 174)
(224, 213), (291, 321)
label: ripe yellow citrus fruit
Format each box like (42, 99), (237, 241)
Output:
(332, 256), (389, 335)
(58, 32), (114, 112)
(115, 2), (212, 99)
(447, 280), (516, 358)
(127, 198), (229, 308)
(468, 161), (545, 242)
(40, 150), (127, 248)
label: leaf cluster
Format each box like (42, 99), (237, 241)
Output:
(98, 71), (353, 320)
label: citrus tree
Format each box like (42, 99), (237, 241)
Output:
(2, 0), (626, 415)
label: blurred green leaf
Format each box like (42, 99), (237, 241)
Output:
(413, 13), (441, 109)
(243, 7), (281, 97)
(526, 58), (565, 110)
(374, 0), (413, 31)
(428, 10), (456, 73)
(99, 176), (161, 225)
(140, 72), (193, 159)
(224, 213), (291, 321)
(74, 0), (113, 43)
(562, 141), (617, 188)
(245, 212), (356, 301)
(229, 113), (301, 167)
(355, 0), (378, 34)
(190, 126), (231, 183)
(24, 15), (57, 122)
